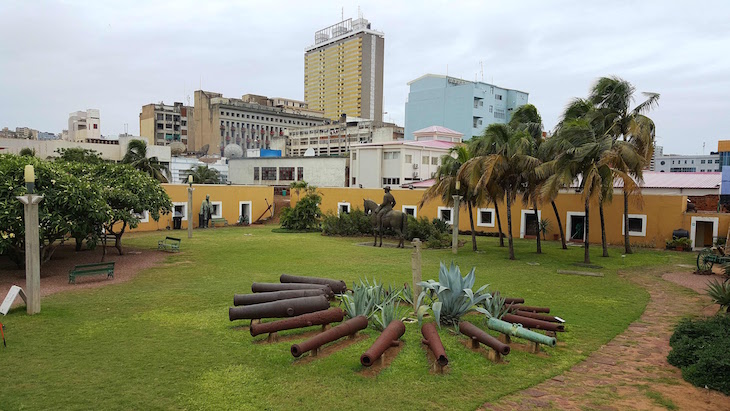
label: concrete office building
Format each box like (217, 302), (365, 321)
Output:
(169, 156), (228, 184)
(405, 74), (528, 140)
(192, 90), (327, 155)
(66, 109), (100, 142)
(139, 102), (194, 147)
(650, 145), (719, 173)
(350, 126), (462, 188)
(228, 156), (348, 188)
(287, 117), (403, 157)
(304, 16), (384, 122)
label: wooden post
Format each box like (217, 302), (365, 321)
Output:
(470, 337), (480, 349)
(267, 332), (279, 343)
(487, 349), (503, 363)
(411, 238), (422, 311)
(498, 333), (511, 344)
(187, 185), (194, 238)
(17, 194), (43, 315)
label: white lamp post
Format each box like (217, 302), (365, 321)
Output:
(16, 165), (43, 314)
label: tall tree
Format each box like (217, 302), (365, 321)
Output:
(421, 145), (485, 251)
(122, 139), (170, 183)
(589, 76), (659, 254)
(461, 123), (539, 260)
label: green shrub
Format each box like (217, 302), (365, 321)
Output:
(280, 191), (322, 231)
(405, 216), (450, 248)
(665, 237), (692, 249)
(707, 278), (730, 313)
(321, 208), (371, 236)
(667, 315), (730, 395)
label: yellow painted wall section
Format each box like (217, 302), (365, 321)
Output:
(129, 184), (274, 232)
(717, 140), (730, 152)
(293, 188), (730, 247)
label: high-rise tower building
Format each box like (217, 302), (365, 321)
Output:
(304, 17), (384, 123)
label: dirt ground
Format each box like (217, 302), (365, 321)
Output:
(0, 244), (165, 309)
(481, 268), (730, 411)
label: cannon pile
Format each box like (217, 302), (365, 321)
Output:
(230, 274), (405, 367)
(229, 278), (566, 371)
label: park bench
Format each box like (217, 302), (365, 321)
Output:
(158, 236), (181, 252)
(210, 217), (228, 227)
(68, 262), (115, 284)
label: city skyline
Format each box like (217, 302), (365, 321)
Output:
(1, 0), (729, 155)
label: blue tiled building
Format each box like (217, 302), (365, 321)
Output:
(404, 74), (528, 140)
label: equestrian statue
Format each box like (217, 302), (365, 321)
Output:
(363, 187), (407, 248)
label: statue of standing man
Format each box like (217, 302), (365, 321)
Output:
(199, 195), (213, 228)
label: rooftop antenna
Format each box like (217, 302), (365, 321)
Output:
(480, 61), (484, 81)
(446, 64), (448, 77)
(358, 6), (362, 19)
(703, 142), (706, 155)
(341, 7), (344, 21)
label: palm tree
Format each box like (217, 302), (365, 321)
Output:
(589, 76), (659, 254)
(421, 145), (485, 251)
(188, 165), (221, 184)
(122, 139), (170, 183)
(461, 123), (539, 260)
(509, 104), (545, 254)
(467, 131), (506, 247)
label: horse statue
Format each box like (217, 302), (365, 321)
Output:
(363, 199), (408, 248)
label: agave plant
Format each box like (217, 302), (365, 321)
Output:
(707, 278), (730, 313)
(339, 278), (400, 319)
(416, 261), (491, 327)
(400, 283), (414, 306)
(476, 291), (511, 319)
(373, 289), (409, 331)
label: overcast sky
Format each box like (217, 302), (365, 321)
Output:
(2, 0), (729, 154)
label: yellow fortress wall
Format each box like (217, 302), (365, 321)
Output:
(129, 184), (274, 232)
(293, 187), (730, 248)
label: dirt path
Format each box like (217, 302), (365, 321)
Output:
(0, 244), (166, 309)
(481, 268), (730, 411)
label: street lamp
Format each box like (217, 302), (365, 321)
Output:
(452, 180), (462, 254)
(17, 165), (43, 314)
(187, 175), (194, 239)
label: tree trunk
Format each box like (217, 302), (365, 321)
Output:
(506, 192), (515, 260)
(552, 201), (567, 250)
(584, 197), (591, 264)
(468, 201), (477, 251)
(75, 237), (83, 251)
(533, 201), (541, 254)
(494, 201), (505, 247)
(623, 190), (633, 254)
(599, 201), (608, 257)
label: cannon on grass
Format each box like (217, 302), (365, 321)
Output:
(696, 247), (730, 271)
(510, 305), (550, 313)
(251, 282), (334, 298)
(228, 295), (330, 321)
(421, 322), (448, 370)
(234, 289), (327, 306)
(291, 315), (368, 358)
(511, 309), (563, 323)
(280, 274), (348, 294)
(486, 317), (556, 353)
(250, 308), (345, 337)
(360, 320), (405, 367)
(459, 321), (510, 362)
(501, 313), (564, 332)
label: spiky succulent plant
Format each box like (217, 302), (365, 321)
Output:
(416, 261), (491, 327)
(707, 278), (730, 313)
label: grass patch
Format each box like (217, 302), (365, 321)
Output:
(0, 226), (693, 410)
(641, 386), (679, 410)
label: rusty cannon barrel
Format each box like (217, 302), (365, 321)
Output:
(502, 313), (564, 332)
(250, 308), (345, 337)
(503, 297), (525, 305)
(228, 295), (330, 321)
(279, 274), (348, 294)
(513, 310), (562, 323)
(251, 282), (334, 298)
(421, 322), (448, 367)
(459, 321), (511, 356)
(511, 304), (550, 313)
(291, 315), (369, 357)
(234, 289), (326, 306)
(361, 320), (405, 367)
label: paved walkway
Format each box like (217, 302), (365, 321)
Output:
(481, 268), (730, 411)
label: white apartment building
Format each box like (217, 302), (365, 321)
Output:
(350, 126), (462, 188)
(654, 154), (720, 173)
(228, 157), (347, 187)
(287, 118), (403, 157)
(66, 109), (100, 142)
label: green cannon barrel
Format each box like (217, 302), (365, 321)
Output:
(486, 317), (556, 347)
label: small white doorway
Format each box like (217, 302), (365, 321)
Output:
(690, 216), (718, 250)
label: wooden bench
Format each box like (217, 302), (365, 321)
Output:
(210, 218), (228, 227)
(69, 262), (115, 284)
(158, 236), (181, 252)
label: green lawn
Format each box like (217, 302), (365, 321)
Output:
(0, 227), (693, 410)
